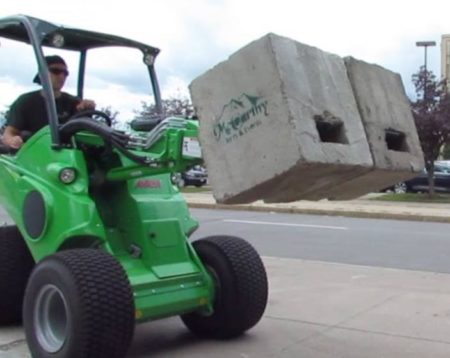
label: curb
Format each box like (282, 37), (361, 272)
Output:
(186, 202), (450, 224)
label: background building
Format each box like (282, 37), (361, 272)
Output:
(441, 34), (450, 79)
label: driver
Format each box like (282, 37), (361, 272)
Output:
(2, 55), (96, 149)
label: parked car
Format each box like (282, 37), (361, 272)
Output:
(178, 165), (208, 187)
(386, 163), (450, 193)
(435, 160), (450, 168)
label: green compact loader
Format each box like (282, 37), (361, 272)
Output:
(0, 15), (268, 358)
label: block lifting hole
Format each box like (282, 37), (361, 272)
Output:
(385, 128), (408, 152)
(314, 112), (348, 144)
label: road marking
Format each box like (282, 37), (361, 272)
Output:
(223, 219), (348, 230)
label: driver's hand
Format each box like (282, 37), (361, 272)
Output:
(4, 135), (23, 149)
(76, 99), (96, 112)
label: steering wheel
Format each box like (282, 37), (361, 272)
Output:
(70, 110), (112, 127)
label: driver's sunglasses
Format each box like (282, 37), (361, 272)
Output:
(49, 68), (69, 77)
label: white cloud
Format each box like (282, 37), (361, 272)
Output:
(163, 76), (190, 99)
(85, 83), (150, 120)
(0, 77), (30, 112)
(1, 0), (450, 115)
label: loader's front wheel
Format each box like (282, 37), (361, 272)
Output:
(0, 225), (34, 325)
(23, 249), (135, 358)
(181, 235), (268, 339)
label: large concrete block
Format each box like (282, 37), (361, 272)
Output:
(270, 57), (425, 202)
(314, 58), (424, 200)
(190, 33), (423, 204)
(191, 33), (372, 204)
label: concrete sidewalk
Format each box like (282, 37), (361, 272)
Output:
(184, 192), (450, 223)
(128, 257), (450, 357)
(3, 257), (450, 357)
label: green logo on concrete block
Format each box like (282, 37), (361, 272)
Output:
(213, 94), (268, 143)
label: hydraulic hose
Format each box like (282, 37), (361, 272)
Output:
(59, 118), (157, 166)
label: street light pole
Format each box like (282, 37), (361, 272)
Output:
(416, 41), (436, 71)
(416, 41), (436, 100)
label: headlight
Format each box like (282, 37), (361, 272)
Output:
(59, 168), (77, 184)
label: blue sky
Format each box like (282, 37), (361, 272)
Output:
(0, 0), (449, 119)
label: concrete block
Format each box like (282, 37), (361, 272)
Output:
(191, 33), (372, 204)
(264, 58), (425, 202)
(314, 58), (424, 200)
(190, 33), (423, 204)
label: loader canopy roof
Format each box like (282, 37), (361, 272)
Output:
(0, 14), (163, 147)
(0, 14), (160, 56)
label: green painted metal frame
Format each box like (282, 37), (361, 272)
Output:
(0, 15), (215, 322)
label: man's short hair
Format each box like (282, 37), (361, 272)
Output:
(33, 55), (67, 84)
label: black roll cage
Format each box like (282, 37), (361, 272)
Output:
(0, 14), (163, 148)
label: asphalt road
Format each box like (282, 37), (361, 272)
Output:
(2, 206), (450, 273)
(190, 208), (450, 274)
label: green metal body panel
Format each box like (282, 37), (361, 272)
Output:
(0, 15), (214, 323)
(0, 120), (214, 322)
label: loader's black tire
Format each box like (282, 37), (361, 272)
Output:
(23, 249), (135, 358)
(0, 225), (34, 325)
(181, 236), (268, 339)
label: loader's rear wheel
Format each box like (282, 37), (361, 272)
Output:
(23, 249), (135, 358)
(181, 236), (268, 339)
(0, 225), (34, 325)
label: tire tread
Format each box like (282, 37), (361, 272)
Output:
(0, 225), (34, 325)
(182, 235), (268, 338)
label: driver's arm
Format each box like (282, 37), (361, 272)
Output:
(2, 126), (23, 149)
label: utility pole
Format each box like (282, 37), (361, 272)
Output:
(416, 41), (436, 100)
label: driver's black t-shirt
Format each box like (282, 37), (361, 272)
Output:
(6, 90), (80, 133)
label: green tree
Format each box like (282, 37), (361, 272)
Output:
(411, 67), (450, 195)
(134, 97), (195, 120)
(442, 142), (450, 159)
(99, 106), (119, 127)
